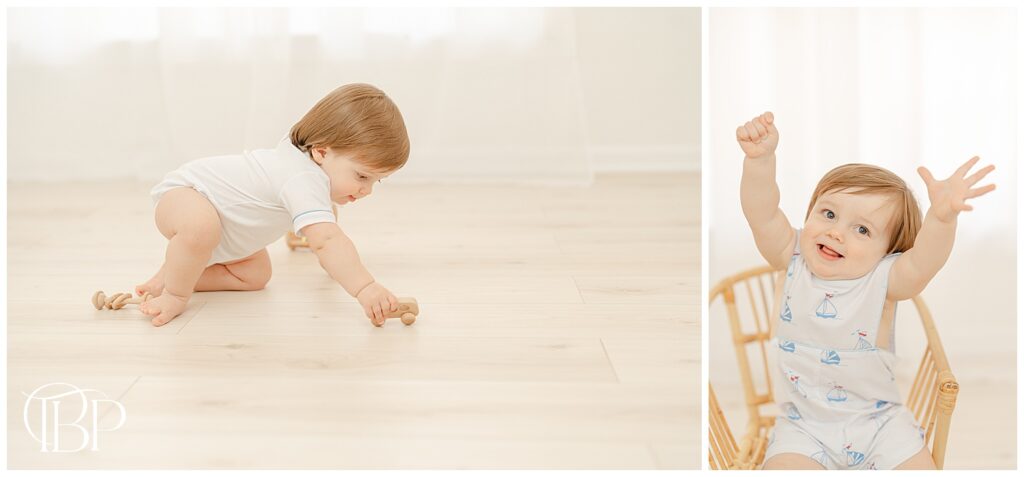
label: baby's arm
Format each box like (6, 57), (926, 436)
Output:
(738, 112), (796, 270)
(302, 222), (398, 325)
(888, 156), (996, 300)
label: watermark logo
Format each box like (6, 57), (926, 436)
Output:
(22, 382), (127, 452)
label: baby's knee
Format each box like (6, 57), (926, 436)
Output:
(176, 223), (221, 251)
(247, 269), (271, 290)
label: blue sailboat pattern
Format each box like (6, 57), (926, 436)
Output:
(826, 384), (848, 403)
(853, 330), (872, 350)
(810, 448), (829, 467)
(779, 340), (796, 353)
(845, 445), (865, 467)
(875, 400), (889, 409)
(816, 293), (838, 319)
(780, 298), (793, 322)
(820, 349), (841, 366)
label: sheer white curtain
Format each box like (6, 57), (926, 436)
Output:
(7, 7), (698, 184)
(709, 7), (1016, 398)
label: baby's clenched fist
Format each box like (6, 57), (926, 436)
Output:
(736, 111), (779, 159)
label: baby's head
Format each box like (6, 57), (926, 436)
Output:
(289, 83), (409, 205)
(799, 164), (922, 280)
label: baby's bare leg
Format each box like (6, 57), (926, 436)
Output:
(895, 447), (936, 470)
(136, 249), (271, 297)
(762, 453), (826, 470)
(195, 248), (272, 291)
(140, 187), (222, 327)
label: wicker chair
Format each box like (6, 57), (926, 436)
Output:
(708, 265), (959, 469)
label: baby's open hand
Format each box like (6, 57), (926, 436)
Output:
(736, 112), (779, 159)
(918, 156), (996, 223)
(356, 281), (399, 326)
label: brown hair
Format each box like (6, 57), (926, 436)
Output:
(289, 83), (410, 171)
(804, 163), (922, 254)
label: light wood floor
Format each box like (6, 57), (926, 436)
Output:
(6, 173), (700, 469)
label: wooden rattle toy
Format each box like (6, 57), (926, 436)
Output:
(92, 291), (153, 310)
(374, 297), (419, 327)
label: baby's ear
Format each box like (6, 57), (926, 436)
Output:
(310, 146), (327, 163)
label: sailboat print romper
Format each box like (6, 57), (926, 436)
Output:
(764, 231), (926, 469)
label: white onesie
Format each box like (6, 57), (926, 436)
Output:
(150, 137), (337, 266)
(764, 230), (927, 470)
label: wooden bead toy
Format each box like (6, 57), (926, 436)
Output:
(92, 291), (153, 310)
(374, 297), (419, 327)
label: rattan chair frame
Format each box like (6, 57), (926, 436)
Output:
(708, 265), (958, 469)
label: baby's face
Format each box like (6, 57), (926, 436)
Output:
(799, 191), (896, 280)
(312, 147), (393, 205)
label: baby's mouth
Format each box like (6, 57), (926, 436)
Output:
(817, 243), (844, 260)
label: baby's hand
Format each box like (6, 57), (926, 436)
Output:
(736, 111), (779, 159)
(918, 156), (996, 223)
(356, 282), (399, 326)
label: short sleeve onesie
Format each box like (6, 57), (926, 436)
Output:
(150, 137), (336, 265)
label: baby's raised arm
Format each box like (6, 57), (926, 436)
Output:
(888, 156), (996, 300)
(302, 222), (399, 325)
(738, 112), (796, 270)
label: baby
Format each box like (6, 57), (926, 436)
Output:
(736, 112), (994, 470)
(136, 83), (409, 327)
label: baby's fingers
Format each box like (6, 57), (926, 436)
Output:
(965, 164), (995, 187)
(387, 294), (398, 312)
(954, 156), (981, 178)
(917, 167), (936, 186)
(363, 303), (379, 326)
(755, 112), (773, 130)
(761, 112), (778, 136)
(744, 122), (761, 142)
(372, 302), (385, 325)
(966, 183), (996, 199)
(736, 125), (751, 142)
(752, 119), (767, 138)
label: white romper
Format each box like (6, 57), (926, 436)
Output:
(764, 231), (927, 470)
(150, 137), (337, 266)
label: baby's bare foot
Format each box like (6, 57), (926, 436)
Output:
(139, 293), (188, 327)
(135, 271), (165, 297)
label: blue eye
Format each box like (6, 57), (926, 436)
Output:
(823, 209), (835, 220)
(857, 226), (870, 236)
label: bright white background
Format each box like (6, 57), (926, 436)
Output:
(7, 7), (700, 184)
(708, 7), (1016, 468)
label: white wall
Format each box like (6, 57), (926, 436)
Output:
(6, 7), (700, 184)
(575, 8), (701, 172)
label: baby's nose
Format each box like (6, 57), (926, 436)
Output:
(827, 229), (842, 242)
